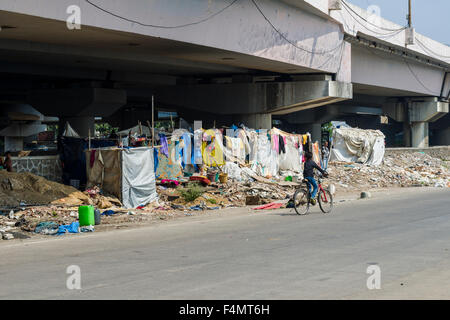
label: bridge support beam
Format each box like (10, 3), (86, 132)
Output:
(156, 80), (352, 116)
(233, 113), (272, 130)
(384, 97), (449, 147)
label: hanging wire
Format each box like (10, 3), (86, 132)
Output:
(414, 37), (450, 60)
(402, 58), (441, 95)
(250, 0), (344, 55)
(341, 0), (406, 33)
(341, 3), (406, 37)
(84, 0), (240, 29)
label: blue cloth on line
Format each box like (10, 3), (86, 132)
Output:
(159, 133), (169, 157)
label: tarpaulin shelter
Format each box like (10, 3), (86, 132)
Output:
(329, 128), (385, 165)
(86, 147), (158, 209)
(59, 136), (115, 186)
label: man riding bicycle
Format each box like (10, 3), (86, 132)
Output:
(303, 151), (328, 205)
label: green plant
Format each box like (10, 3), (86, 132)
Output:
(177, 183), (205, 202)
(95, 123), (118, 137)
(207, 198), (217, 205)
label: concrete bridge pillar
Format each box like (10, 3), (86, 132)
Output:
(384, 98), (448, 147)
(403, 122), (412, 147)
(411, 122), (429, 148)
(311, 123), (322, 144)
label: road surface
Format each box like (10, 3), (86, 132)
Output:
(0, 188), (449, 299)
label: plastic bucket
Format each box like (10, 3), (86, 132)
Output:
(207, 172), (217, 182)
(79, 206), (95, 227)
(94, 209), (101, 225)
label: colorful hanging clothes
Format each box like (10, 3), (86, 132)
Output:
(312, 142), (321, 167)
(155, 141), (183, 180)
(201, 129), (224, 167)
(159, 133), (169, 157)
(279, 135), (286, 154)
(271, 134), (279, 153)
(181, 133), (192, 168)
(193, 129), (203, 166)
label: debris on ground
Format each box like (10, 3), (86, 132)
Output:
(327, 151), (450, 192)
(0, 150), (448, 241)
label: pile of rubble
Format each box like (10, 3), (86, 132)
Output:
(156, 179), (296, 210)
(0, 170), (79, 207)
(327, 151), (450, 192)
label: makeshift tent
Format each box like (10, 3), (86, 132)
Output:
(329, 128), (385, 165)
(86, 147), (158, 209)
(62, 122), (81, 138)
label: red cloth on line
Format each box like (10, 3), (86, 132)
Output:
(90, 150), (96, 168)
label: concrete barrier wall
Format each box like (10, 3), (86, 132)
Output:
(385, 146), (450, 161)
(11, 155), (62, 182)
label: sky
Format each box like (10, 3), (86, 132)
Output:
(347, 0), (450, 45)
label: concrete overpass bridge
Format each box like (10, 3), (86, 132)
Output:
(0, 0), (448, 150)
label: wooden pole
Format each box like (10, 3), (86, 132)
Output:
(146, 120), (152, 147)
(408, 0), (412, 27)
(152, 95), (155, 148)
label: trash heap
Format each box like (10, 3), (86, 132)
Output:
(327, 151), (450, 192)
(156, 179), (296, 210)
(0, 172), (155, 240)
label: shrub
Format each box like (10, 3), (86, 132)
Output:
(177, 183), (205, 202)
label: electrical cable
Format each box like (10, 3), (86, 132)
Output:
(374, 28), (406, 40)
(250, 0), (344, 55)
(341, 2), (406, 37)
(414, 37), (450, 60)
(403, 57), (441, 95)
(341, 0), (406, 32)
(315, 41), (346, 70)
(362, 44), (440, 95)
(84, 0), (239, 29)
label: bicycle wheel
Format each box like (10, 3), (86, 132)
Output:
(294, 188), (310, 215)
(318, 189), (333, 213)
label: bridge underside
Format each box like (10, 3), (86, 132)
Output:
(0, 1), (449, 150)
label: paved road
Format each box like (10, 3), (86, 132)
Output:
(1, 188), (449, 299)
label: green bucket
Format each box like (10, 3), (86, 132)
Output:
(78, 205), (95, 227)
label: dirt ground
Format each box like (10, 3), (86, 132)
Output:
(0, 170), (79, 207)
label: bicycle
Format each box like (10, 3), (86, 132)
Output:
(293, 174), (333, 215)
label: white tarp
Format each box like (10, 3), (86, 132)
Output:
(62, 122), (80, 138)
(117, 125), (151, 137)
(279, 135), (303, 172)
(330, 128), (385, 166)
(121, 147), (158, 209)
